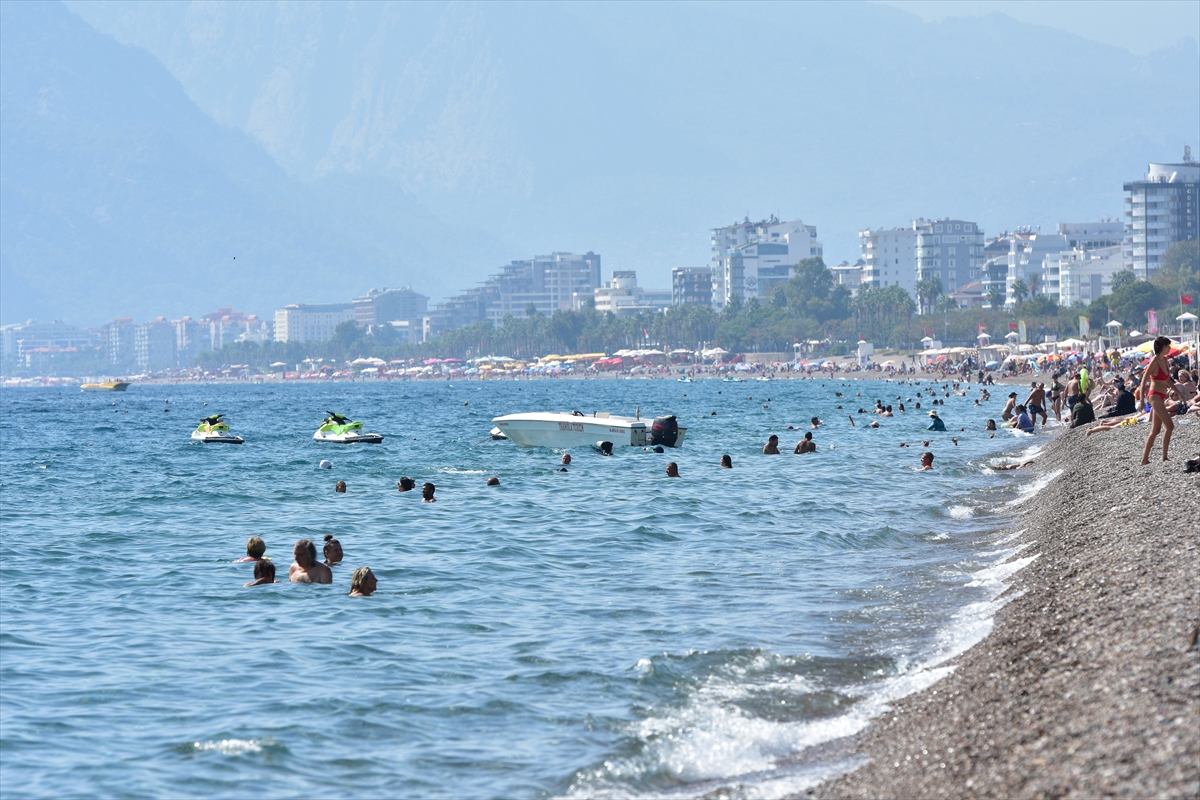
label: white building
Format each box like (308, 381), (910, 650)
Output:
(709, 216), (822, 308)
(1123, 152), (1199, 278)
(915, 218), (985, 296)
(274, 303), (357, 343)
(1, 319), (94, 362)
(1040, 222), (1124, 305)
(1054, 245), (1124, 307)
(575, 271), (672, 316)
(859, 226), (918, 294)
(829, 261), (864, 289)
(1005, 230), (1067, 306)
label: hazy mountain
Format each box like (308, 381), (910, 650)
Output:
(5, 1), (1198, 325)
(0, 1), (509, 325)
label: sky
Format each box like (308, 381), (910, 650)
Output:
(876, 0), (1200, 55)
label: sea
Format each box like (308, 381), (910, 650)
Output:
(0, 377), (1049, 798)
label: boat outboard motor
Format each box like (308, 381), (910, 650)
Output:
(650, 415), (679, 448)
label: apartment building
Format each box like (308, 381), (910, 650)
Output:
(859, 226), (918, 294)
(914, 219), (985, 295)
(1040, 221), (1124, 305)
(274, 303), (357, 343)
(135, 318), (177, 371)
(709, 216), (822, 308)
(1123, 151), (1200, 277)
(1005, 230), (1068, 306)
(671, 268), (714, 306)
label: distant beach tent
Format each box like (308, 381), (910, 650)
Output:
(1056, 338), (1088, 349)
(1004, 331), (1020, 342)
(1105, 320), (1123, 329)
(1177, 312), (1198, 338)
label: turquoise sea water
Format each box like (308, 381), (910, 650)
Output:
(0, 378), (1042, 798)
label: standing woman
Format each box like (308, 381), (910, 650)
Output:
(1139, 336), (1181, 465)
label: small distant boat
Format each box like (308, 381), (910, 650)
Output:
(313, 411), (384, 444)
(756, 377), (771, 382)
(81, 381), (130, 392)
(678, 377), (692, 383)
(722, 377), (745, 383)
(492, 410), (685, 449)
(192, 414), (244, 444)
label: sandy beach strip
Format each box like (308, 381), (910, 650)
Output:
(808, 417), (1200, 799)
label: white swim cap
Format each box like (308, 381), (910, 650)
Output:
(319, 460), (333, 469)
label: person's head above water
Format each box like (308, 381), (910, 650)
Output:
(804, 431), (813, 441)
(349, 566), (377, 597)
(397, 477), (415, 492)
(335, 480), (347, 493)
(245, 536), (265, 560)
(665, 462), (680, 477)
(810, 416), (820, 427)
(985, 419), (997, 430)
(920, 452), (934, 469)
(561, 453), (572, 465)
(720, 454), (732, 468)
(245, 559), (276, 587)
(323, 534), (343, 565)
(293, 538), (318, 568)
(422, 482), (436, 502)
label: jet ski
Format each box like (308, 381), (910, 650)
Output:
(192, 414), (244, 444)
(313, 411), (384, 444)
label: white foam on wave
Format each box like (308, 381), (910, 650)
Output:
(965, 555), (1037, 589)
(189, 738), (264, 755)
(948, 505), (974, 520)
(1004, 468), (1062, 508)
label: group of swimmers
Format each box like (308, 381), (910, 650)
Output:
(238, 535), (377, 595)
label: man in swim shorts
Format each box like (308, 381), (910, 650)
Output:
(1024, 382), (1047, 427)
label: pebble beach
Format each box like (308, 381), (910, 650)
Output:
(810, 418), (1200, 798)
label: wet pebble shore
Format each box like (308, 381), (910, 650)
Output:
(810, 417), (1200, 799)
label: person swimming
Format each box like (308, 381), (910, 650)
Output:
(335, 480), (347, 493)
(289, 539), (332, 584)
(323, 534), (343, 567)
(794, 432), (816, 453)
(920, 452), (934, 470)
(235, 536), (266, 563)
(665, 462), (680, 477)
(349, 566), (377, 597)
(422, 482), (436, 502)
(763, 435), (781, 454)
(244, 559), (278, 587)
(397, 477), (415, 492)
(561, 453), (572, 465)
(720, 454), (732, 468)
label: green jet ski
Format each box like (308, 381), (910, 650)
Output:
(192, 414), (244, 444)
(313, 411), (383, 444)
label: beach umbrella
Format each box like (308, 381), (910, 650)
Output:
(984, 360), (1000, 369)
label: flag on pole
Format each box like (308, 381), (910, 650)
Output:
(1009, 322), (1018, 330)
(977, 322), (986, 333)
(1079, 316), (1090, 337)
(924, 328), (932, 336)
(1147, 309), (1158, 335)
(1183, 295), (1194, 306)
(1018, 320), (1027, 343)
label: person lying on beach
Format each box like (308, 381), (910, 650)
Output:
(349, 567), (377, 597)
(665, 462), (680, 477)
(720, 454), (732, 468)
(289, 539), (332, 584)
(1086, 413), (1147, 435)
(245, 559), (279, 587)
(794, 432), (817, 453)
(323, 535), (343, 566)
(397, 477), (415, 492)
(763, 435), (781, 454)
(235, 536), (267, 563)
(991, 460), (1036, 471)
(422, 482), (437, 502)
(919, 452), (934, 470)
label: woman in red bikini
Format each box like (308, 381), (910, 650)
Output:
(1139, 336), (1181, 465)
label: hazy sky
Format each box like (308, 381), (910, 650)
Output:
(876, 0), (1200, 55)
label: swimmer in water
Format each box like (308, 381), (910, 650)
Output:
(289, 539), (332, 584)
(422, 482), (436, 502)
(665, 462), (680, 477)
(985, 419), (997, 431)
(335, 480), (347, 493)
(810, 416), (821, 429)
(323, 534), (343, 566)
(598, 441), (614, 456)
(561, 453), (572, 465)
(397, 477), (415, 492)
(244, 559), (278, 587)
(349, 566), (377, 597)
(235, 536), (266, 563)
(763, 435), (781, 454)
(920, 452), (934, 470)
(720, 454), (732, 468)
(794, 432), (816, 453)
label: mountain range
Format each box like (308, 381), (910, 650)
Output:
(2, 0), (1197, 326)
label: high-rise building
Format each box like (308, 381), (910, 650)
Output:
(174, 317), (210, 365)
(859, 226), (918, 294)
(914, 219), (985, 298)
(429, 252), (602, 334)
(1123, 151), (1199, 278)
(1041, 222), (1124, 305)
(101, 318), (136, 366)
(1004, 230), (1067, 306)
(1, 319), (94, 364)
(273, 303), (357, 343)
(671, 268), (714, 306)
(352, 286), (429, 327)
(135, 318), (177, 371)
(709, 216), (822, 308)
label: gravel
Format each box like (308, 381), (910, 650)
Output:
(808, 416), (1200, 799)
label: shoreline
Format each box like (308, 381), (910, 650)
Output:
(803, 417), (1200, 798)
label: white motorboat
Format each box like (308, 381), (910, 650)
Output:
(313, 411), (384, 444)
(192, 414), (244, 444)
(491, 410), (686, 449)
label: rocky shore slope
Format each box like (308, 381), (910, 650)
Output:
(811, 418), (1200, 799)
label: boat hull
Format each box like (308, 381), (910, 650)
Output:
(81, 381), (130, 392)
(192, 431), (244, 444)
(313, 432), (384, 444)
(492, 412), (686, 449)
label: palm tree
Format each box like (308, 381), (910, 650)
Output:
(1011, 279), (1029, 308)
(986, 284), (1005, 309)
(914, 276), (943, 316)
(1026, 272), (1041, 297)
